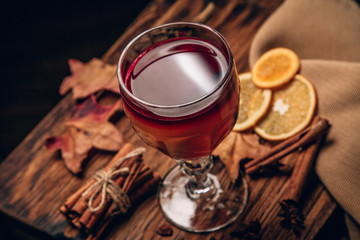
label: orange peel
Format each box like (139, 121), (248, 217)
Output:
(233, 72), (272, 131)
(252, 48), (300, 89)
(254, 74), (316, 141)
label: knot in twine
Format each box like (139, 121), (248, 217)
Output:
(82, 147), (146, 214)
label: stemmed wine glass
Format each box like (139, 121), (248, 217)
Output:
(117, 22), (248, 232)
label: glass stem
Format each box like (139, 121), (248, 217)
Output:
(180, 155), (217, 200)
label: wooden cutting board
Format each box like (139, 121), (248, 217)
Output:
(0, 0), (336, 239)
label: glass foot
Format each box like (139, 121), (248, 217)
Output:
(158, 163), (248, 232)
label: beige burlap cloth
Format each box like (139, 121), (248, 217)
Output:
(249, 0), (360, 238)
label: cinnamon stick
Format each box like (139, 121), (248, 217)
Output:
(282, 137), (322, 202)
(245, 117), (330, 175)
(277, 137), (324, 237)
(63, 181), (94, 210)
(122, 161), (143, 193)
(127, 168), (154, 193)
(129, 173), (161, 202)
(86, 215), (111, 240)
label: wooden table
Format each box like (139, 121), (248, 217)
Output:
(0, 0), (337, 239)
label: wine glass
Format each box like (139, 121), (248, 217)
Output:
(117, 22), (248, 232)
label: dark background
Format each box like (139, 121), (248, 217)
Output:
(0, 0), (151, 161)
(0, 1), (150, 238)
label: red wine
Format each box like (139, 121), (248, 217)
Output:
(122, 37), (239, 159)
(126, 38), (227, 106)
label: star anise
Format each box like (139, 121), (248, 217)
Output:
(278, 199), (305, 237)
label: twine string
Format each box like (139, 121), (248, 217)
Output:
(82, 147), (146, 214)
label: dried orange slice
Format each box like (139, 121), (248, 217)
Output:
(252, 48), (300, 88)
(254, 75), (316, 141)
(233, 72), (272, 131)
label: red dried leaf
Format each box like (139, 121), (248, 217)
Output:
(69, 95), (122, 123)
(46, 96), (125, 174)
(46, 128), (88, 174)
(60, 58), (120, 100)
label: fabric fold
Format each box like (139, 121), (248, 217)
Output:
(249, 0), (360, 237)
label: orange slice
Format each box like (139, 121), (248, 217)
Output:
(233, 72), (272, 131)
(252, 48), (300, 88)
(254, 74), (316, 141)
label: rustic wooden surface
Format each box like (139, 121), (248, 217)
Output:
(0, 0), (337, 239)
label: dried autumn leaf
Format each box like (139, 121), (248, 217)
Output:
(66, 121), (124, 152)
(60, 58), (120, 100)
(46, 127), (88, 174)
(231, 132), (271, 180)
(69, 94), (123, 123)
(46, 95), (125, 174)
(213, 131), (271, 181)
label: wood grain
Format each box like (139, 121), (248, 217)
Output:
(0, 0), (336, 239)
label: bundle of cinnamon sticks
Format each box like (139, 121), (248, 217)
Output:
(60, 143), (160, 240)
